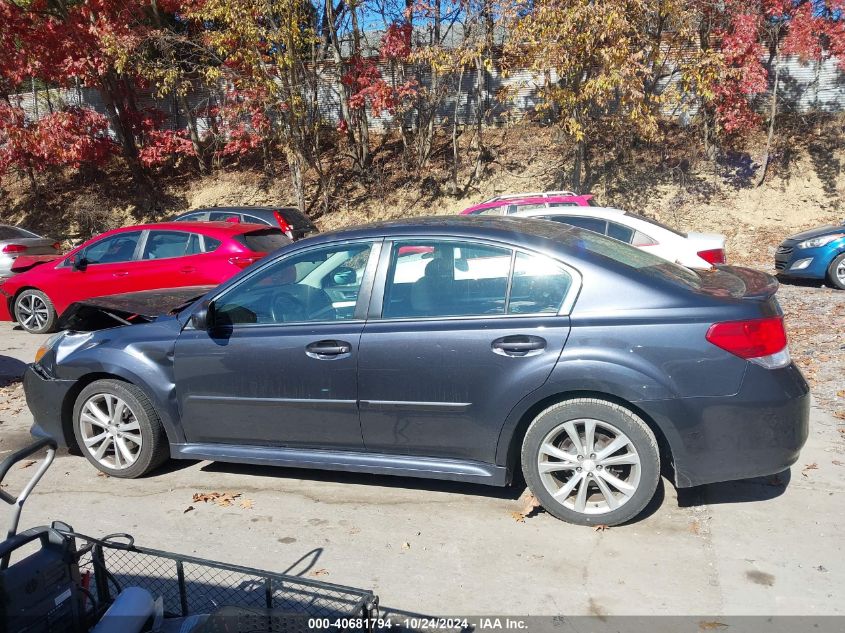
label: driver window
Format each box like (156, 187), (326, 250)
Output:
(82, 231), (143, 265)
(214, 242), (373, 326)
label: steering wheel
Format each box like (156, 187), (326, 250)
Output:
(270, 290), (308, 323)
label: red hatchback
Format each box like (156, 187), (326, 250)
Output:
(0, 222), (290, 333)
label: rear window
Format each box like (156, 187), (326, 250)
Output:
(278, 208), (317, 230)
(570, 228), (701, 289)
(234, 229), (290, 253)
(625, 211), (688, 238)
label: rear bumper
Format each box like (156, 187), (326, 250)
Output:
(23, 364), (76, 447)
(642, 362), (810, 488)
(0, 285), (13, 321)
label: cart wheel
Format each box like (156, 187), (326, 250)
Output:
(72, 379), (169, 478)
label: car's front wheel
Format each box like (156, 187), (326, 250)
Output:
(521, 398), (661, 526)
(72, 379), (169, 478)
(826, 252), (845, 290)
(14, 289), (58, 334)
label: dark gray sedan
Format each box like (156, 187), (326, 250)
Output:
(23, 217), (809, 525)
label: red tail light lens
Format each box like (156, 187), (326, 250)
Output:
(697, 248), (726, 265)
(1, 244), (26, 254)
(228, 255), (262, 269)
(52, 241), (62, 251)
(273, 210), (294, 238)
(706, 317), (787, 360)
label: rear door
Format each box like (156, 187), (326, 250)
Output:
(357, 238), (576, 464)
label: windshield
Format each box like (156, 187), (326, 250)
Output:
(625, 211), (688, 238)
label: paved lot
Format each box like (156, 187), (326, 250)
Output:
(1, 320), (843, 617)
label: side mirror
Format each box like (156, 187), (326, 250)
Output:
(329, 266), (357, 287)
(72, 255), (88, 271)
(190, 302), (213, 330)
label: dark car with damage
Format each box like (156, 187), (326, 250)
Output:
(24, 216), (809, 526)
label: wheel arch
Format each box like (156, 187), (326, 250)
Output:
(497, 389), (676, 483)
(61, 371), (182, 453)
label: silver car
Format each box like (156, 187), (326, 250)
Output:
(0, 225), (61, 279)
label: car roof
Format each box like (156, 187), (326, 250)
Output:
(464, 194), (592, 211)
(104, 221), (273, 237)
(516, 206), (627, 219)
(185, 206), (299, 215)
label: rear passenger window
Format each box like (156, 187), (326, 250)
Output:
(632, 230), (656, 246)
(243, 214), (271, 226)
(210, 211), (241, 222)
(202, 236), (222, 252)
(513, 203), (548, 213)
(508, 252), (572, 314)
(143, 231), (192, 260)
(382, 241), (511, 319)
(478, 206), (506, 216)
(606, 222), (635, 244)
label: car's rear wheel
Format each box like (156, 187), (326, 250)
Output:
(826, 252), (845, 290)
(72, 379), (169, 478)
(14, 289), (57, 334)
(521, 398), (660, 526)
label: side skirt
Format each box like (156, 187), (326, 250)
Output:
(171, 443), (509, 486)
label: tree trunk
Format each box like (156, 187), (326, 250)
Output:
(97, 75), (147, 188)
(178, 93), (206, 173)
(287, 151), (307, 214)
(757, 54), (780, 187)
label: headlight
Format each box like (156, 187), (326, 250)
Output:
(35, 332), (66, 364)
(797, 233), (845, 249)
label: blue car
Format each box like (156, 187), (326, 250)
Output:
(775, 222), (845, 289)
(24, 217), (809, 526)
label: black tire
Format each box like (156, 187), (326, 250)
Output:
(14, 289), (58, 334)
(72, 379), (169, 478)
(825, 252), (845, 290)
(521, 398), (660, 526)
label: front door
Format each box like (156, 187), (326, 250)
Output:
(174, 240), (379, 448)
(358, 239), (575, 464)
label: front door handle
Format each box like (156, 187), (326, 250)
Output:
(112, 271), (129, 277)
(491, 335), (546, 357)
(306, 340), (352, 359)
(180, 266), (196, 274)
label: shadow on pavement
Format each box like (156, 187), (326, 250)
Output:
(676, 468), (791, 508)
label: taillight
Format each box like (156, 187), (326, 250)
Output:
(273, 211), (294, 239)
(2, 244), (27, 254)
(698, 248), (726, 265)
(52, 241), (62, 251)
(228, 255), (262, 269)
(706, 316), (790, 369)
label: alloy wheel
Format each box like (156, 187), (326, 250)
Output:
(537, 418), (642, 515)
(78, 393), (143, 470)
(837, 258), (845, 283)
(17, 294), (49, 331)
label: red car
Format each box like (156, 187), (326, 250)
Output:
(0, 222), (290, 334)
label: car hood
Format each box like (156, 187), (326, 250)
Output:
(59, 286), (215, 331)
(786, 224), (845, 242)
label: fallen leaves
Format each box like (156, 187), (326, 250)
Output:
(511, 489), (542, 522)
(19, 460), (36, 469)
(801, 462), (819, 477)
(190, 491), (254, 511)
(311, 568), (329, 577)
(401, 541), (411, 550)
(593, 524), (610, 532)
(689, 519), (701, 535)
(698, 621), (728, 631)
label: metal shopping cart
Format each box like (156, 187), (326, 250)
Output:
(1, 439), (378, 633)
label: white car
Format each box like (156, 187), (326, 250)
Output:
(515, 206), (726, 269)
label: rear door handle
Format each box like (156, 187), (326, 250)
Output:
(306, 340), (352, 359)
(492, 335), (546, 357)
(180, 266), (196, 273)
(112, 271), (129, 277)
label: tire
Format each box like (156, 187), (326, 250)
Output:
(825, 252), (845, 290)
(521, 398), (660, 526)
(72, 379), (169, 478)
(14, 289), (58, 334)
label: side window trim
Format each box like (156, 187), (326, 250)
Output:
(200, 238), (383, 329)
(367, 237), (582, 320)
